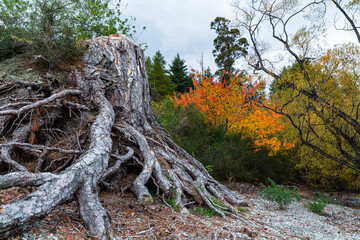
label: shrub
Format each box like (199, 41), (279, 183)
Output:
(152, 98), (294, 183)
(165, 190), (181, 212)
(259, 178), (300, 210)
(193, 207), (216, 217)
(0, 0), (142, 67)
(237, 207), (248, 213)
(306, 193), (332, 214)
(294, 151), (360, 191)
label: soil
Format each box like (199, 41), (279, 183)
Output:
(3, 183), (360, 240)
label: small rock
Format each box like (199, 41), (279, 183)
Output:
(180, 208), (190, 214)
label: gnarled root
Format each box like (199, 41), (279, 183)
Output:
(0, 36), (247, 239)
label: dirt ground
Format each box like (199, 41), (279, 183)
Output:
(3, 182), (360, 240)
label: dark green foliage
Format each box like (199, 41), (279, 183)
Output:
(193, 207), (216, 217)
(259, 178), (300, 210)
(169, 54), (193, 93)
(0, 0), (141, 68)
(210, 17), (248, 79)
(147, 51), (175, 102)
(165, 190), (181, 212)
(201, 134), (293, 183)
(149, 190), (158, 204)
(152, 99), (294, 183)
(237, 207), (248, 213)
(0, 29), (26, 61)
(306, 193), (332, 214)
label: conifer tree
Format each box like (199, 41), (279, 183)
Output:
(169, 54), (193, 93)
(147, 51), (175, 102)
(211, 17), (248, 80)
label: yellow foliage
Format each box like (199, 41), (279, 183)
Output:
(272, 43), (360, 190)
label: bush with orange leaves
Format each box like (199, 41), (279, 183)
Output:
(172, 71), (294, 155)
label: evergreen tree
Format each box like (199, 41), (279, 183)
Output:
(145, 56), (152, 73)
(204, 67), (213, 80)
(211, 17), (248, 80)
(147, 51), (175, 102)
(169, 54), (193, 93)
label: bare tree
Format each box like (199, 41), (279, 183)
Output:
(233, 0), (360, 172)
(0, 36), (246, 239)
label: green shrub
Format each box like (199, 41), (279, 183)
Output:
(0, 0), (142, 67)
(149, 190), (158, 204)
(306, 193), (332, 214)
(193, 207), (216, 217)
(259, 178), (300, 210)
(205, 165), (214, 176)
(165, 190), (181, 212)
(237, 207), (248, 213)
(152, 98), (294, 183)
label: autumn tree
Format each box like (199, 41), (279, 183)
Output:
(147, 51), (175, 102)
(271, 45), (360, 189)
(169, 53), (193, 93)
(234, 0), (360, 175)
(173, 72), (294, 155)
(210, 17), (248, 80)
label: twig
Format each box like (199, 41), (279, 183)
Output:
(136, 227), (153, 235)
(0, 142), (83, 154)
(0, 89), (81, 116)
(0, 102), (32, 111)
(63, 100), (91, 111)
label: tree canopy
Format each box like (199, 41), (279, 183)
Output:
(210, 17), (248, 79)
(173, 72), (294, 155)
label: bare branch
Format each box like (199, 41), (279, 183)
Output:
(331, 0), (360, 43)
(0, 142), (83, 154)
(0, 89), (81, 116)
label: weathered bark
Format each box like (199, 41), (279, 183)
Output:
(0, 35), (246, 239)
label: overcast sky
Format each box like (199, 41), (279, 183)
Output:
(121, 0), (358, 75)
(121, 0), (234, 73)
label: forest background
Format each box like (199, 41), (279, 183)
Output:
(1, 0), (360, 191)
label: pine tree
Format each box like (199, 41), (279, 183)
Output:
(169, 54), (193, 93)
(147, 51), (175, 102)
(211, 17), (248, 80)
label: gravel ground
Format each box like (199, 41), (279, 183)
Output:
(7, 185), (360, 239)
(246, 197), (360, 239)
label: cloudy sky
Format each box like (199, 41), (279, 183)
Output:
(121, 0), (357, 75)
(121, 0), (235, 73)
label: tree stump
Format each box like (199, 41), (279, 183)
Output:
(0, 35), (246, 239)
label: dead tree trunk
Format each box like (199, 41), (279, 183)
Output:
(0, 36), (246, 239)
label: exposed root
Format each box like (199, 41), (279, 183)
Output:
(0, 36), (248, 239)
(0, 89), (81, 116)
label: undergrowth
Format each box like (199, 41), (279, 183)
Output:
(193, 207), (216, 217)
(152, 98), (294, 183)
(306, 193), (332, 214)
(259, 178), (300, 210)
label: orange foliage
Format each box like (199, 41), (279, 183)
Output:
(172, 71), (294, 155)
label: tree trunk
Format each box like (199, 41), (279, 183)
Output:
(0, 35), (246, 239)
